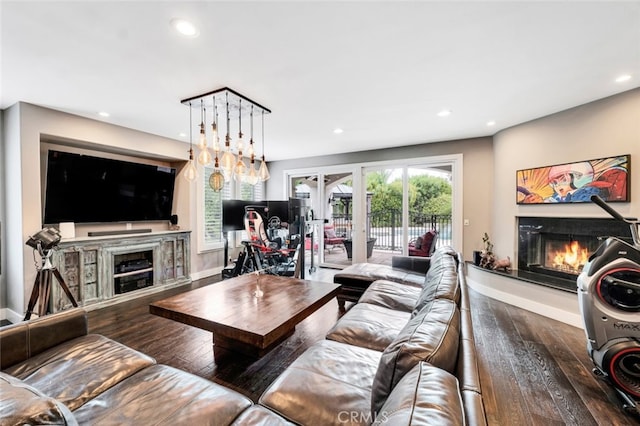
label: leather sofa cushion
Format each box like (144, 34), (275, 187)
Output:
(372, 362), (464, 426)
(0, 323), (28, 370)
(412, 250), (460, 317)
(0, 372), (77, 425)
(358, 280), (421, 312)
(232, 406), (296, 425)
(260, 340), (382, 425)
(334, 263), (425, 289)
(0, 308), (88, 370)
(326, 303), (411, 351)
(371, 298), (460, 414)
(391, 256), (431, 275)
(4, 334), (155, 411)
(73, 364), (252, 425)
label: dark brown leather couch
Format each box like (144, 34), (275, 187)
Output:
(1, 246), (484, 425)
(256, 246), (486, 425)
(0, 308), (260, 425)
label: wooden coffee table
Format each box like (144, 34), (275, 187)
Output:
(149, 274), (341, 359)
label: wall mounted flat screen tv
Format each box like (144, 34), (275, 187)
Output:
(43, 150), (176, 224)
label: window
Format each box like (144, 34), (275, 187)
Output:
(197, 166), (264, 253)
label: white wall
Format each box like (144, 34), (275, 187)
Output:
(267, 137), (494, 261)
(492, 88), (640, 261)
(2, 102), (223, 317)
(480, 88), (640, 324)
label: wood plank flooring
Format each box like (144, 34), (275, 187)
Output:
(87, 270), (639, 425)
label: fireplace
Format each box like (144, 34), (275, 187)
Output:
(517, 217), (633, 292)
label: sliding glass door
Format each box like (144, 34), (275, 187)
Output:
(363, 164), (453, 266)
(322, 171), (354, 268)
(284, 153), (461, 270)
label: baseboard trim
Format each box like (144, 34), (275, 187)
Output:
(191, 266), (224, 281)
(466, 270), (584, 329)
(1, 308), (25, 325)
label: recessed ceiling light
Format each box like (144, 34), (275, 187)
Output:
(486, 121), (496, 127)
(98, 111), (110, 117)
(437, 109), (451, 117)
(178, 132), (187, 138)
(615, 74), (632, 83)
(171, 18), (199, 38)
(333, 128), (344, 134)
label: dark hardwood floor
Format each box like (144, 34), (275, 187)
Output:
(87, 271), (639, 425)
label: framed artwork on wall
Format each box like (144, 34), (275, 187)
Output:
(516, 154), (630, 204)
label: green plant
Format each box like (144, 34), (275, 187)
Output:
(480, 233), (495, 269)
(482, 232), (493, 254)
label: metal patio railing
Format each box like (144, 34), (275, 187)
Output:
(330, 210), (452, 252)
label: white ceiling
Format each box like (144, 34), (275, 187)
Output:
(2, 1), (639, 161)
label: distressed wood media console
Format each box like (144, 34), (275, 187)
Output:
(49, 231), (191, 312)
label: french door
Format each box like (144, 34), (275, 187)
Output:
(284, 154), (462, 270)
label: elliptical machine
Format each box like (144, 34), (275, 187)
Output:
(577, 195), (640, 416)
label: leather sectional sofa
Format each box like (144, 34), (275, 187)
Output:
(1, 246), (484, 425)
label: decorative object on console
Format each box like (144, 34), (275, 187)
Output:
(480, 232), (495, 269)
(169, 215), (180, 231)
(181, 87), (271, 190)
(493, 256), (511, 272)
(516, 154), (630, 204)
(58, 222), (75, 239)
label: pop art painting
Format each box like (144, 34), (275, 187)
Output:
(516, 155), (630, 204)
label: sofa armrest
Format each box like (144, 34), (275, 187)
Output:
(0, 308), (88, 369)
(391, 255), (431, 274)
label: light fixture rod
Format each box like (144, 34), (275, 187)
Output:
(180, 87), (271, 115)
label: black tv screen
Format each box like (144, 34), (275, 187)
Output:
(43, 150), (176, 224)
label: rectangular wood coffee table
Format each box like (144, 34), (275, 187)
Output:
(149, 274), (341, 359)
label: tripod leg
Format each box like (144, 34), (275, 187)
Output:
(38, 270), (52, 317)
(52, 268), (78, 307)
(24, 271), (43, 321)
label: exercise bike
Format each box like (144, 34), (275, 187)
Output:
(577, 195), (640, 416)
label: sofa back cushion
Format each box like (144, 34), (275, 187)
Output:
(412, 250), (460, 317)
(371, 298), (460, 414)
(0, 308), (88, 369)
(372, 362), (464, 426)
(0, 372), (77, 425)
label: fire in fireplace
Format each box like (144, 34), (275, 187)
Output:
(547, 239), (591, 274)
(518, 217), (633, 292)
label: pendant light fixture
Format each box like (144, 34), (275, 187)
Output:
(197, 100), (212, 166)
(184, 102), (198, 182)
(211, 95), (220, 154)
(197, 99), (206, 150)
(208, 96), (225, 191)
(220, 91), (236, 181)
(258, 110), (270, 182)
(233, 99), (248, 182)
(180, 87), (270, 186)
(245, 106), (259, 185)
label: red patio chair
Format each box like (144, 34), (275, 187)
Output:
(408, 229), (438, 257)
(324, 224), (345, 252)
